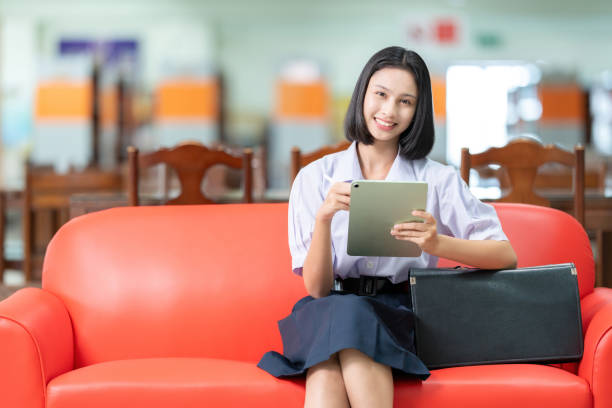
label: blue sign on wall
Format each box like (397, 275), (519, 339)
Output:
(58, 39), (139, 66)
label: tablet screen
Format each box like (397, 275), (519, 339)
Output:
(347, 180), (428, 257)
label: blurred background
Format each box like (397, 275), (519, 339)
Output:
(1, 0), (612, 287)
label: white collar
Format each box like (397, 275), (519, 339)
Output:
(331, 141), (407, 182)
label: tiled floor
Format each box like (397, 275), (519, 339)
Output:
(0, 282), (22, 300)
(1, 268), (30, 300)
(3, 269), (25, 286)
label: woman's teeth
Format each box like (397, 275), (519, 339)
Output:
(375, 118), (395, 127)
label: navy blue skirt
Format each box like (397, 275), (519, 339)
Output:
(258, 290), (430, 380)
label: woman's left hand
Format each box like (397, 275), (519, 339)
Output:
(390, 210), (439, 254)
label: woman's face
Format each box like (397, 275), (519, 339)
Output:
(362, 67), (418, 144)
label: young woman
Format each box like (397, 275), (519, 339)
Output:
(259, 46), (517, 408)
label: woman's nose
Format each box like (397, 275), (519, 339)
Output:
(381, 98), (397, 117)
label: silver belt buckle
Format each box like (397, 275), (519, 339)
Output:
(358, 276), (377, 296)
(333, 279), (344, 291)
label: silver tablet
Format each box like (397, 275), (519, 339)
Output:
(347, 180), (428, 257)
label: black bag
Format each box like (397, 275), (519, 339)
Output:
(409, 263), (583, 369)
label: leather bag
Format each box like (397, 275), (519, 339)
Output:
(409, 263), (583, 369)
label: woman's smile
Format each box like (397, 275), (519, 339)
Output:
(374, 116), (397, 131)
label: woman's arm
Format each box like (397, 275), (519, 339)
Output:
(392, 210), (517, 269)
(428, 236), (517, 269)
(302, 182), (351, 298)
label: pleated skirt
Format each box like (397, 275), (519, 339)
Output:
(257, 290), (430, 380)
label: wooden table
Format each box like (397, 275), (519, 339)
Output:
(69, 192), (161, 219)
(69, 189), (247, 219)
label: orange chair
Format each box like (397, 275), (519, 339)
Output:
(127, 142), (253, 206)
(290, 140), (350, 184)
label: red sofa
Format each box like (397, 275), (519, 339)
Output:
(2, 202), (612, 408)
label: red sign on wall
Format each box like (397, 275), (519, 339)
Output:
(405, 16), (462, 46)
(434, 18), (459, 44)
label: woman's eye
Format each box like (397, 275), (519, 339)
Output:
(375, 91), (386, 97)
(401, 99), (412, 105)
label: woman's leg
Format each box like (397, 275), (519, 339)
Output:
(304, 353), (350, 408)
(338, 348), (394, 408)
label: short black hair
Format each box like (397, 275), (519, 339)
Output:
(344, 46), (435, 160)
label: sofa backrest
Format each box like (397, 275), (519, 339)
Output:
(492, 203), (594, 299)
(43, 202), (594, 368)
(439, 203), (594, 298)
(43, 203), (306, 368)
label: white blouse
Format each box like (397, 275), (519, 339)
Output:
(289, 141), (508, 283)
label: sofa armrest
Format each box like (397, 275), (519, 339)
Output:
(0, 287), (74, 408)
(581, 287), (612, 333)
(578, 301), (612, 407)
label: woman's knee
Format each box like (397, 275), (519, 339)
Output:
(306, 353), (349, 405)
(307, 353), (342, 381)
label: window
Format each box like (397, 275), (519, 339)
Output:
(446, 62), (541, 166)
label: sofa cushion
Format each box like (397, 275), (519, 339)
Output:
(396, 364), (591, 408)
(46, 358), (591, 408)
(46, 358), (305, 408)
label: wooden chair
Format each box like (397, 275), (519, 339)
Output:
(460, 137), (585, 227)
(23, 165), (124, 282)
(127, 142), (253, 206)
(290, 141), (351, 184)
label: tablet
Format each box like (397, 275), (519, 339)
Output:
(347, 180), (428, 257)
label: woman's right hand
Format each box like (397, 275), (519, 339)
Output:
(316, 182), (351, 223)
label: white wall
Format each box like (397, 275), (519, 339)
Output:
(1, 0), (612, 143)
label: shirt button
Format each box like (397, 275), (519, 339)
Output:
(367, 261), (374, 269)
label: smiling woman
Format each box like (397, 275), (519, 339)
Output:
(258, 46), (516, 408)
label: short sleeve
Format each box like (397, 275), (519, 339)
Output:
(436, 169), (508, 241)
(288, 168), (325, 275)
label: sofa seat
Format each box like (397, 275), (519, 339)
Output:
(396, 364), (592, 408)
(46, 358), (591, 408)
(46, 358), (305, 408)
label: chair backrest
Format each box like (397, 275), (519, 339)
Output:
(23, 164), (124, 281)
(290, 140), (351, 184)
(43, 203), (306, 367)
(127, 142), (253, 206)
(460, 137), (585, 226)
